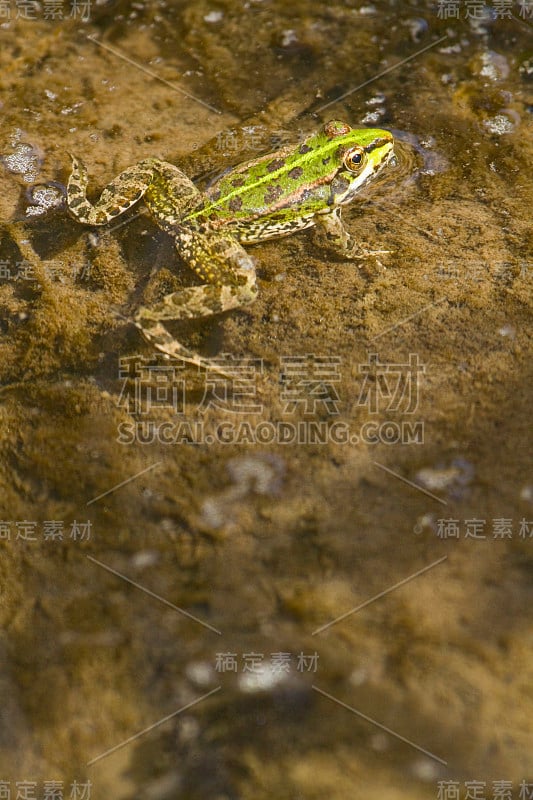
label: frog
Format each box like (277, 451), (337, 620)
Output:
(66, 120), (394, 373)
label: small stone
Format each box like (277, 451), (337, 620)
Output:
(204, 10), (223, 22)
(483, 114), (515, 135)
(498, 323), (515, 339)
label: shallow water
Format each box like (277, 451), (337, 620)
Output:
(0, 1), (532, 797)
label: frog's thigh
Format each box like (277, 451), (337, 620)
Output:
(144, 162), (200, 224)
(67, 155), (162, 225)
(134, 229), (258, 366)
(137, 229), (258, 324)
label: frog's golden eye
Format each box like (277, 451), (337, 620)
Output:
(343, 147), (367, 173)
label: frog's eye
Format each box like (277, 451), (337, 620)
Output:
(343, 147), (367, 173)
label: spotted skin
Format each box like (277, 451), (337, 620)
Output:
(66, 121), (394, 371)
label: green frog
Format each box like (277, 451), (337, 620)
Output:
(67, 120), (394, 372)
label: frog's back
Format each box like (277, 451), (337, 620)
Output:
(184, 133), (340, 239)
(181, 122), (393, 242)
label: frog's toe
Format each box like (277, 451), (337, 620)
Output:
(346, 244), (392, 260)
(109, 307), (130, 323)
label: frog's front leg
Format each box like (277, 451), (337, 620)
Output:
(315, 209), (390, 259)
(134, 228), (258, 374)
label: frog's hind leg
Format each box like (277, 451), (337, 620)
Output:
(134, 228), (258, 373)
(66, 154), (160, 225)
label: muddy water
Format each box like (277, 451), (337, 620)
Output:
(0, 1), (532, 797)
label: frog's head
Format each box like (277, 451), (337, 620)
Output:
(321, 120), (394, 206)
